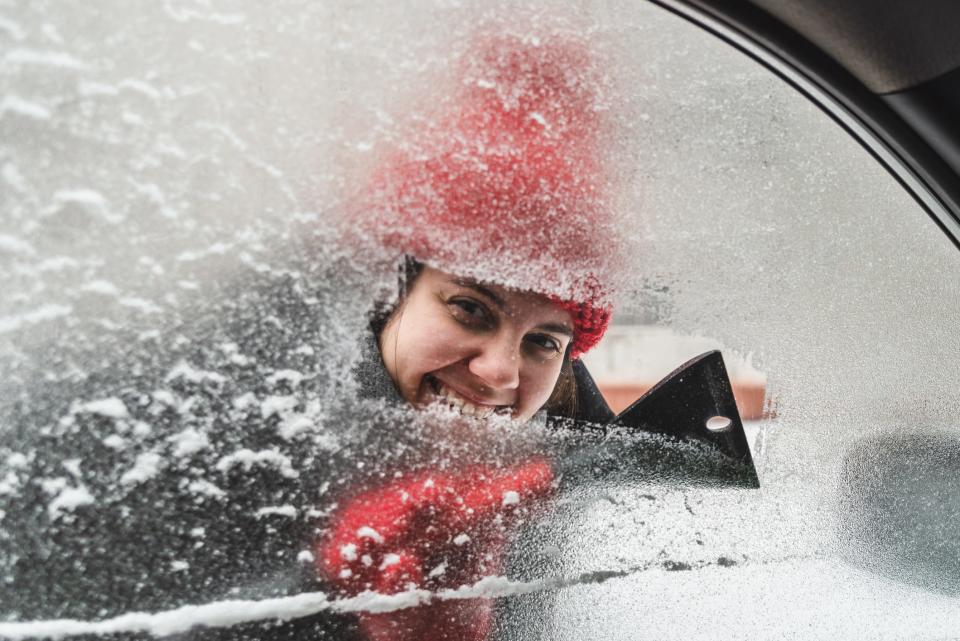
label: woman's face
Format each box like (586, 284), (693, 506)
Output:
(379, 266), (574, 423)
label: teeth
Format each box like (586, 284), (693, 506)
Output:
(433, 381), (498, 419)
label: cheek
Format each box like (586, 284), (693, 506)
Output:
(519, 361), (564, 412)
(396, 318), (468, 379)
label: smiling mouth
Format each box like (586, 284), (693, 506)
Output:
(424, 375), (512, 419)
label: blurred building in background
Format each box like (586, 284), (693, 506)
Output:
(583, 325), (768, 419)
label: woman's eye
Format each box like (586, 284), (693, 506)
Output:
(524, 333), (563, 360)
(448, 297), (492, 326)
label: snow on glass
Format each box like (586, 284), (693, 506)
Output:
(3, 0), (960, 640)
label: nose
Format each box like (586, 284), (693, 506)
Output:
(467, 334), (521, 391)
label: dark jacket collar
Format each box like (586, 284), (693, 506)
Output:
(353, 329), (404, 404)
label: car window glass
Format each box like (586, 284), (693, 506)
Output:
(2, 1), (960, 640)
(501, 3), (960, 640)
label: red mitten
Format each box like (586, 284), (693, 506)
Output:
(316, 458), (554, 641)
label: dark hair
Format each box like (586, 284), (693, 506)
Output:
(543, 348), (578, 419)
(370, 256), (578, 419)
(368, 256), (423, 339)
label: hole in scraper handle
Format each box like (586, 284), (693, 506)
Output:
(706, 416), (732, 433)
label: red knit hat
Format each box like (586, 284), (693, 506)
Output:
(352, 33), (620, 358)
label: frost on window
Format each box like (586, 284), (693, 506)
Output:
(0, 3), (686, 638)
(3, 1), (960, 640)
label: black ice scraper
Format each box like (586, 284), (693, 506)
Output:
(563, 350), (760, 489)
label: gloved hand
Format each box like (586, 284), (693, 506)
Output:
(316, 458), (554, 641)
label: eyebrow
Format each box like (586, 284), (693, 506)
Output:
(538, 322), (574, 338)
(451, 277), (574, 337)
